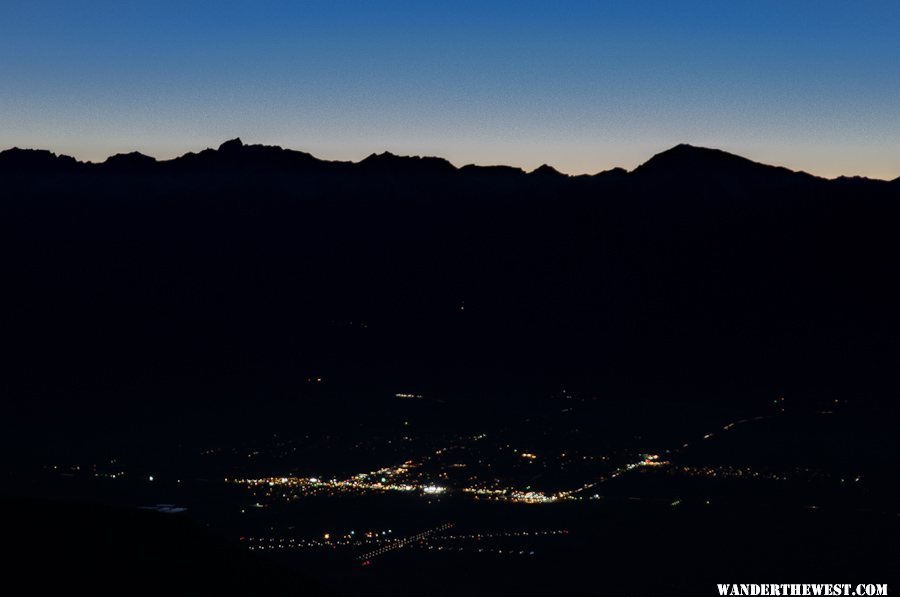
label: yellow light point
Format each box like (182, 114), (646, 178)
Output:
(323, 533), (330, 540)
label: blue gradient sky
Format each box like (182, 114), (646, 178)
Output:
(2, 1), (899, 177)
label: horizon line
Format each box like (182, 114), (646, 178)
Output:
(3, 139), (897, 183)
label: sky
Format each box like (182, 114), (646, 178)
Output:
(2, 1), (899, 178)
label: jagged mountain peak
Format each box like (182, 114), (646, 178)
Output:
(358, 151), (456, 173)
(103, 151), (157, 167)
(530, 164), (565, 177)
(217, 138), (244, 152)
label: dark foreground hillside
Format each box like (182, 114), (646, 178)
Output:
(5, 494), (895, 597)
(3, 498), (332, 597)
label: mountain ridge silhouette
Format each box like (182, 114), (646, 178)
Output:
(0, 140), (894, 183)
(2, 136), (900, 429)
(633, 143), (817, 181)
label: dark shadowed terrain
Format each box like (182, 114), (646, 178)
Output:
(1, 140), (898, 595)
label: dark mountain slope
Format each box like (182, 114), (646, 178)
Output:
(633, 143), (813, 180)
(0, 147), (80, 171)
(1, 141), (898, 466)
(103, 151), (158, 170)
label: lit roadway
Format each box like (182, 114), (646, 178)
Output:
(358, 523), (455, 566)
